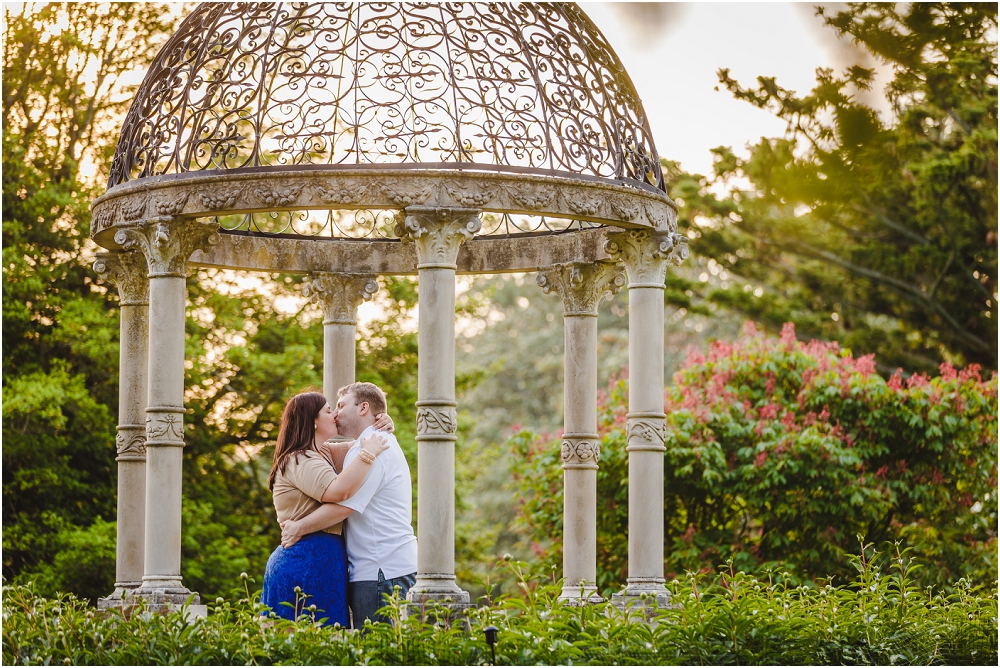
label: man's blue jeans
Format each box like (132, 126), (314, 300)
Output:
(349, 569), (416, 627)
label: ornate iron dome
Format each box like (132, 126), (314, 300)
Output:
(108, 2), (665, 194)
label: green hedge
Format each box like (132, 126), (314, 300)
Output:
(3, 545), (996, 665)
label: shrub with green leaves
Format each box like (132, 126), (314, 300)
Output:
(511, 323), (997, 593)
(3, 545), (996, 665)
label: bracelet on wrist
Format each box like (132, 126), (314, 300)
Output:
(358, 449), (376, 465)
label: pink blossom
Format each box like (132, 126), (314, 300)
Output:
(815, 352), (832, 373)
(759, 403), (779, 420)
(680, 524), (696, 542)
(959, 364), (982, 383)
(683, 345), (706, 368)
(887, 369), (904, 391)
(765, 375), (776, 395)
(780, 411), (796, 430)
(906, 373), (930, 389)
(780, 322), (797, 346)
(708, 339), (733, 361)
(743, 320), (759, 337)
(855, 354), (877, 376)
(754, 451), (767, 467)
(939, 362), (957, 381)
(804, 339), (839, 357)
(818, 407), (831, 422)
(510, 422), (522, 434)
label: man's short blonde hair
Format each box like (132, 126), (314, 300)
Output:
(338, 382), (387, 415)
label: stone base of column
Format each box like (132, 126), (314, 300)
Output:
(96, 581), (142, 610)
(97, 590), (207, 621)
(559, 583), (604, 606)
(115, 581), (208, 619)
(403, 574), (474, 621)
(406, 574), (471, 605)
(611, 579), (674, 621)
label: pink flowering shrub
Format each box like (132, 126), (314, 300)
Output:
(510, 323), (997, 594)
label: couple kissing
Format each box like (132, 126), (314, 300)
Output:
(262, 382), (417, 628)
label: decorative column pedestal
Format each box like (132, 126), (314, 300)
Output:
(401, 207), (480, 613)
(605, 229), (688, 616)
(537, 262), (625, 603)
(94, 251), (149, 610)
(301, 273), (379, 404)
(115, 217), (219, 618)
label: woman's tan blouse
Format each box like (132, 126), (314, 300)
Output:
(272, 449), (342, 535)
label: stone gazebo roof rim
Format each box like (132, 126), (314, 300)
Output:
(91, 164), (677, 249)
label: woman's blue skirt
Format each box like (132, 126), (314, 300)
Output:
(260, 532), (349, 627)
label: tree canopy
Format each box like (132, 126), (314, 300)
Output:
(666, 3), (997, 374)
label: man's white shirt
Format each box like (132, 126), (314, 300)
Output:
(339, 425), (418, 581)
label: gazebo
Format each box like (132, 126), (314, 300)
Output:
(92, 2), (687, 617)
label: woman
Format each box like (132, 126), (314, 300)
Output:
(261, 391), (393, 627)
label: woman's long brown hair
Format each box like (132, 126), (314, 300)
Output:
(268, 391), (328, 491)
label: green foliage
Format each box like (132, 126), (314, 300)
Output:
(1, 2), (174, 597)
(512, 325), (998, 594)
(1, 4), (426, 604)
(671, 3), (997, 372)
(4, 547), (996, 666)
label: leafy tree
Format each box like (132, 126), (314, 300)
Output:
(1, 4), (426, 602)
(670, 3), (997, 373)
(2, 3), (174, 600)
(511, 324), (998, 594)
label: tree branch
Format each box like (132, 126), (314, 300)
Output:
(927, 248), (955, 300)
(853, 190), (992, 300)
(776, 238), (994, 355)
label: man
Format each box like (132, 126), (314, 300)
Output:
(278, 382), (416, 626)
(331, 382), (417, 625)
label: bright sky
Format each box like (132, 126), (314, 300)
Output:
(585, 1), (885, 177)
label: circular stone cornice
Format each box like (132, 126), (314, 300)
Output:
(90, 167), (677, 247)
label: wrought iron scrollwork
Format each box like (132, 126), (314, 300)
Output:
(108, 2), (665, 194)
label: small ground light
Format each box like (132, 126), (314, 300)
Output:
(484, 625), (499, 665)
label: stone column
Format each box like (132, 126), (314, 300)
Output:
(605, 229), (688, 610)
(400, 206), (481, 608)
(536, 261), (625, 603)
(301, 273), (379, 404)
(115, 218), (218, 615)
(93, 251), (149, 608)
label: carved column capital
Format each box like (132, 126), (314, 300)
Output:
(94, 251), (149, 305)
(302, 273), (379, 325)
(536, 261), (625, 317)
(604, 230), (689, 287)
(397, 206), (482, 269)
(114, 218), (219, 278)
